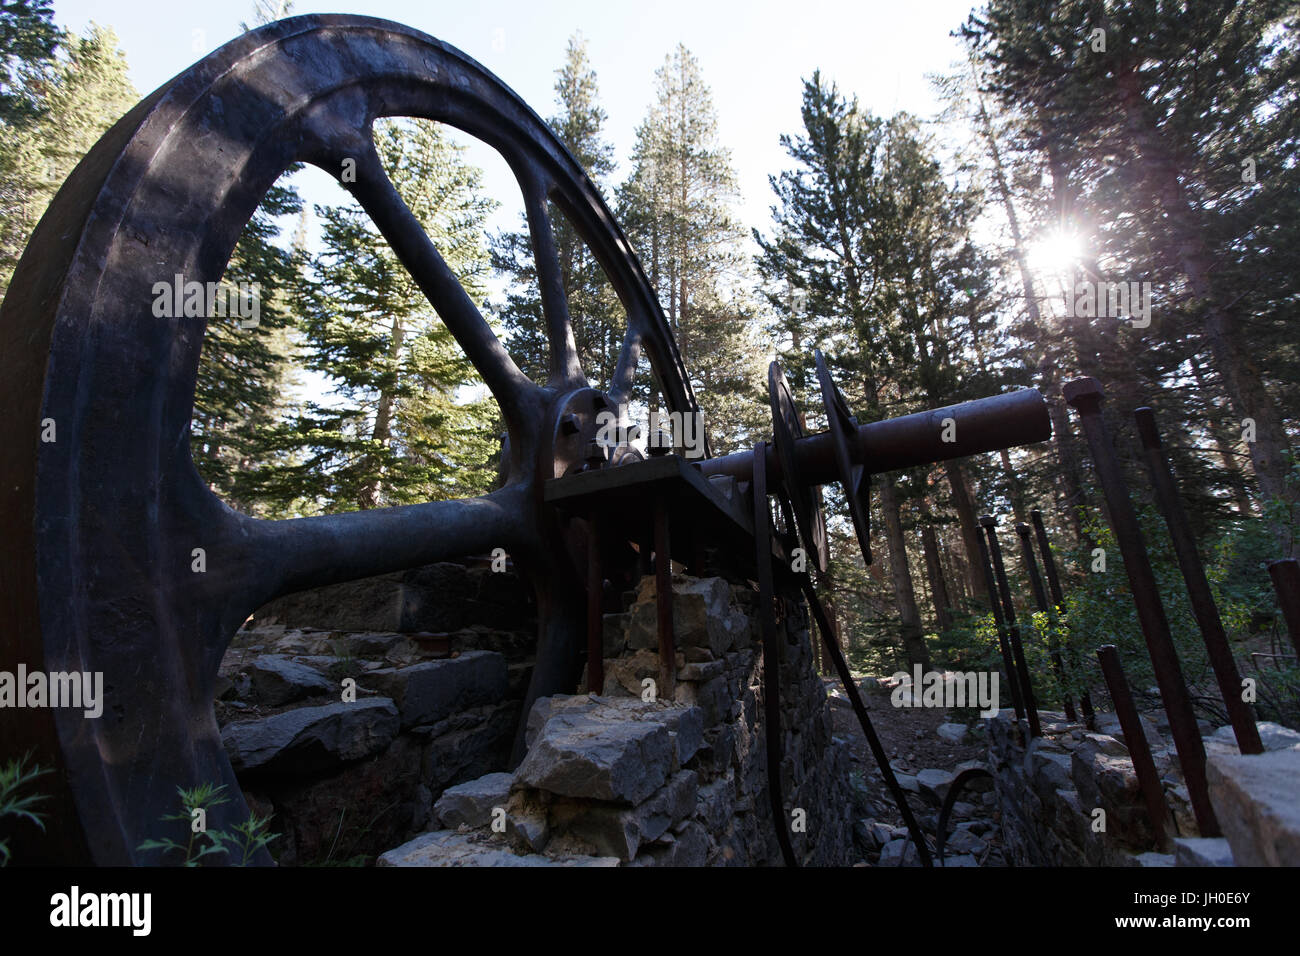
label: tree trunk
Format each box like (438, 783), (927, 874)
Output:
(944, 459), (986, 605)
(879, 478), (930, 670)
(920, 521), (954, 634)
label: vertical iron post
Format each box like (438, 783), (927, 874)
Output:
(1064, 378), (1219, 836)
(1134, 407), (1262, 755)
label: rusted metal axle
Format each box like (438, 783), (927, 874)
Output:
(698, 389), (1050, 486)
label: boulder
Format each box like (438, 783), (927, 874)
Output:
(433, 772), (514, 829)
(550, 771), (699, 861)
(1173, 837), (1234, 867)
(222, 698), (399, 774)
(514, 710), (674, 805)
(365, 651), (507, 729)
(937, 722), (968, 744)
(249, 655), (335, 706)
(1207, 720), (1300, 754)
(916, 768), (955, 805)
(1207, 749), (1300, 866)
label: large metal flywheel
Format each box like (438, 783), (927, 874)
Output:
(0, 15), (701, 864)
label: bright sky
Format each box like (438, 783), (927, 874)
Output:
(51, 0), (983, 239)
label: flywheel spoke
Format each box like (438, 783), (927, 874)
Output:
(519, 166), (585, 390)
(336, 138), (540, 427)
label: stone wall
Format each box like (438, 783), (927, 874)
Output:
(217, 623), (524, 866)
(379, 573), (855, 867)
(987, 707), (1300, 867)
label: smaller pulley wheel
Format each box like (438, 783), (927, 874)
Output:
(814, 350), (873, 565)
(767, 362), (830, 574)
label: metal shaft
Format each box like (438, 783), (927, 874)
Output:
(698, 388), (1050, 484)
(976, 524), (1026, 723)
(982, 517), (1041, 737)
(1016, 523), (1077, 722)
(1096, 645), (1172, 852)
(1064, 378), (1220, 836)
(1134, 407), (1262, 755)
(1268, 558), (1300, 657)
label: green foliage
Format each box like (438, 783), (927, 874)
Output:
(256, 118), (500, 512)
(0, 21), (136, 296)
(137, 782), (278, 866)
(0, 752), (49, 865)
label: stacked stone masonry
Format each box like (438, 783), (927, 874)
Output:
(380, 573), (855, 866)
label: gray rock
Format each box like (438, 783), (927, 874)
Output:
(1173, 837), (1235, 867)
(433, 772), (514, 829)
(942, 853), (980, 867)
(515, 710), (673, 804)
(249, 654), (335, 706)
(366, 651), (507, 729)
(1207, 749), (1300, 866)
(524, 695), (702, 767)
(377, 830), (618, 867)
(632, 820), (709, 867)
(944, 827), (986, 855)
(937, 722), (968, 743)
(916, 768), (955, 805)
(551, 771), (699, 861)
(1135, 851), (1175, 867)
(878, 838), (922, 867)
(222, 698), (399, 774)
(1208, 721), (1300, 754)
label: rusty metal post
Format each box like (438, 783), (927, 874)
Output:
(982, 516), (1041, 737)
(1031, 509), (1096, 725)
(1096, 645), (1173, 852)
(1135, 407), (1263, 755)
(586, 524), (604, 695)
(1064, 378), (1220, 836)
(653, 494), (676, 700)
(976, 524), (1026, 722)
(1268, 558), (1300, 657)
(1016, 523), (1077, 722)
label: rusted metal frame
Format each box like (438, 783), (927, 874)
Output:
(1030, 509), (1096, 725)
(1096, 645), (1174, 852)
(982, 517), (1041, 737)
(976, 530), (1027, 723)
(1016, 522), (1078, 722)
(1064, 378), (1220, 836)
(794, 571), (933, 867)
(752, 441), (799, 867)
(1134, 407), (1262, 755)
(1267, 558), (1300, 657)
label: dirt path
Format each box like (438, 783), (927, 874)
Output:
(827, 680), (1007, 867)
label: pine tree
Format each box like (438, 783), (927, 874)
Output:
(620, 44), (765, 452)
(492, 32), (625, 389)
(263, 119), (499, 512)
(0, 23), (136, 297)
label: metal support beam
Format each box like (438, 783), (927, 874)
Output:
(1268, 558), (1300, 657)
(1096, 645), (1173, 852)
(982, 516), (1041, 737)
(1134, 407), (1262, 755)
(1064, 377), (1219, 836)
(1016, 522), (1077, 722)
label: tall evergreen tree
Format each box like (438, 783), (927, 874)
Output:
(0, 22), (136, 297)
(493, 32), (625, 389)
(260, 119), (499, 512)
(620, 44), (765, 452)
